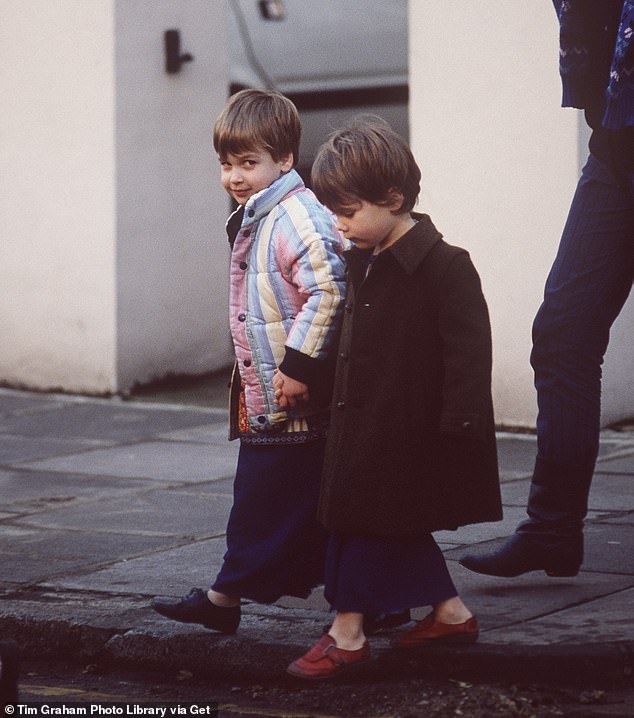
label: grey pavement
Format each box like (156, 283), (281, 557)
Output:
(1, 383), (634, 687)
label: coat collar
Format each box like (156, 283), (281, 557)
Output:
(227, 168), (305, 229)
(345, 212), (443, 276)
(225, 169), (305, 246)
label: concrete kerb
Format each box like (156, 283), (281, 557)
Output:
(2, 594), (633, 688)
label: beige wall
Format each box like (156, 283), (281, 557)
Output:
(0, 1), (231, 394)
(3, 1), (631, 416)
(409, 1), (634, 428)
(0, 1), (117, 392)
(115, 0), (232, 389)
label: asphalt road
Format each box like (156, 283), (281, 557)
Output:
(12, 657), (634, 718)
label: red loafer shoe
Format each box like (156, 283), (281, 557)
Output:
(393, 613), (479, 648)
(287, 634), (371, 680)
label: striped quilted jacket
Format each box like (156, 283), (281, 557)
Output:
(226, 169), (348, 443)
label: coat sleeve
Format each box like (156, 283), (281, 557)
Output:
(436, 251), (494, 440)
(432, 250), (501, 524)
(276, 201), (347, 386)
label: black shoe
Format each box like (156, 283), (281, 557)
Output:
(459, 533), (583, 578)
(0, 639), (19, 708)
(151, 588), (240, 634)
(364, 609), (412, 635)
(322, 609), (412, 636)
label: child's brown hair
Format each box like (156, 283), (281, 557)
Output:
(213, 89), (301, 166)
(311, 116), (420, 213)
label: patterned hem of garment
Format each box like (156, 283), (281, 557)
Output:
(237, 378), (330, 442)
(239, 426), (327, 445)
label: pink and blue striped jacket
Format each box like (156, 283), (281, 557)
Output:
(227, 169), (348, 442)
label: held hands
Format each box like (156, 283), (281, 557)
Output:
(273, 369), (310, 409)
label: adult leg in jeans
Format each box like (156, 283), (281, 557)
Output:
(461, 154), (634, 577)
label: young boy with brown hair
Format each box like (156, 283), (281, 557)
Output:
(287, 117), (501, 679)
(151, 90), (347, 633)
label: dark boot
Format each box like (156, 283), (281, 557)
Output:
(460, 457), (589, 577)
(151, 588), (240, 634)
(459, 531), (583, 577)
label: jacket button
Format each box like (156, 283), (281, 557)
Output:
(345, 303), (353, 313)
(462, 421), (472, 429)
(247, 208), (255, 218)
(339, 352), (348, 361)
(257, 415), (266, 423)
(243, 359), (251, 367)
(238, 313), (246, 322)
(239, 261), (248, 270)
(336, 401), (345, 410)
(363, 303), (371, 308)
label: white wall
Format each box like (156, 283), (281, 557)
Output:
(115, 0), (232, 389)
(0, 1), (231, 394)
(409, 1), (634, 428)
(603, 300), (634, 427)
(0, 1), (117, 392)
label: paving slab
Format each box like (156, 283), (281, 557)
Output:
(41, 537), (231, 595)
(581, 523), (634, 574)
(0, 401), (221, 441)
(595, 451), (634, 473)
(189, 477), (235, 494)
(494, 434), (538, 480)
(495, 432), (634, 480)
(467, 476), (625, 514)
(446, 560), (634, 634)
(19, 440), (239, 482)
(435, 506), (530, 546)
(446, 522), (634, 575)
(497, 477), (531, 505)
(435, 506), (608, 547)
(0, 395), (67, 414)
(483, 587), (634, 644)
(14, 488), (233, 536)
(156, 424), (232, 445)
(0, 468), (153, 510)
(588, 474), (634, 511)
(1, 387), (633, 688)
(0, 524), (177, 583)
(0, 433), (119, 463)
(601, 513), (634, 526)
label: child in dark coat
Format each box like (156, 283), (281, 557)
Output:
(287, 117), (502, 680)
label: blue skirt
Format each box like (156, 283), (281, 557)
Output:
(324, 533), (457, 613)
(212, 439), (327, 603)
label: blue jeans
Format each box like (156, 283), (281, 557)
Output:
(522, 153), (634, 536)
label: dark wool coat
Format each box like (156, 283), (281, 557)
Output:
(318, 215), (502, 537)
